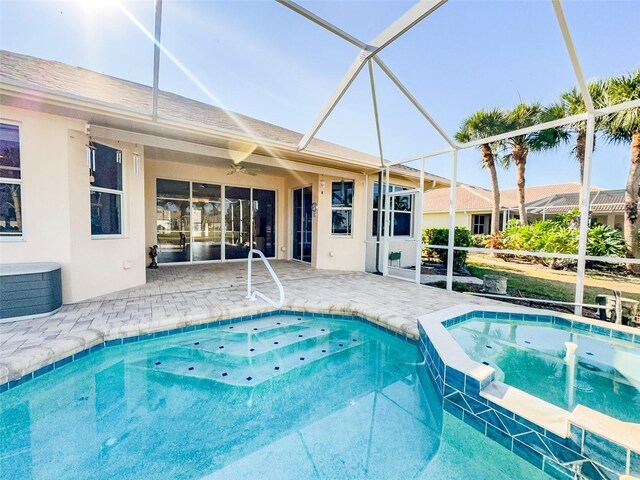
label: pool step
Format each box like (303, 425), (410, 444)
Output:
(167, 324), (337, 358)
(132, 330), (367, 387)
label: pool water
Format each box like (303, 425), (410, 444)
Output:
(449, 317), (640, 423)
(1, 315), (550, 479)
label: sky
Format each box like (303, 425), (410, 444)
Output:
(0, 0), (638, 190)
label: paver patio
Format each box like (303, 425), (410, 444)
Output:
(0, 261), (499, 385)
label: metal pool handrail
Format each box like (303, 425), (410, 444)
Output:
(246, 249), (285, 308)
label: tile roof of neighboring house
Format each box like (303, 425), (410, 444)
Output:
(423, 183), (603, 212)
(0, 49), (447, 183)
(525, 189), (625, 215)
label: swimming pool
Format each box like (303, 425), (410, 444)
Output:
(448, 316), (640, 423)
(0, 313), (550, 480)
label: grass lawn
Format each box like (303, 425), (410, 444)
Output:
(465, 261), (640, 306)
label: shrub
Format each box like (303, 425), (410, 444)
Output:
(423, 227), (472, 271)
(587, 224), (626, 257)
(471, 234), (489, 248)
(498, 214), (626, 268)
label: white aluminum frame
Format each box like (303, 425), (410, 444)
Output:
(113, 0), (638, 314)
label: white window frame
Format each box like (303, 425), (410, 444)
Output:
(330, 180), (354, 237)
(0, 120), (24, 241)
(90, 142), (124, 239)
(472, 214), (488, 235)
(372, 182), (414, 238)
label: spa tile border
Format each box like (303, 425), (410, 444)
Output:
(417, 305), (640, 480)
(0, 309), (414, 394)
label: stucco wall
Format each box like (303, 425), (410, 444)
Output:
(423, 212), (471, 229)
(0, 106), (146, 303)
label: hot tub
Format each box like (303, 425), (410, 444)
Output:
(0, 262), (62, 320)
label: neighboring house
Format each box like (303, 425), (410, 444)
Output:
(423, 183), (606, 234)
(525, 189), (625, 230)
(0, 50), (448, 303)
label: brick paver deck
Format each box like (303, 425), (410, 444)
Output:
(0, 261), (498, 385)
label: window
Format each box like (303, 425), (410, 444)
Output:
(90, 143), (123, 236)
(331, 181), (353, 235)
(0, 123), (22, 237)
(372, 182), (414, 237)
(472, 214), (491, 235)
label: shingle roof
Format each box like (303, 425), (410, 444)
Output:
(423, 183), (603, 212)
(0, 49), (432, 176)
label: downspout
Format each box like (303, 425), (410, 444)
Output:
(375, 169), (383, 274)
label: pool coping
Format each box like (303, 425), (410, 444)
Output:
(417, 304), (640, 480)
(0, 302), (418, 392)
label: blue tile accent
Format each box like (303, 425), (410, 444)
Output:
(479, 409), (507, 434)
(573, 321), (591, 332)
(583, 431), (628, 473)
(105, 339), (123, 347)
(630, 450), (640, 477)
(486, 423), (512, 449)
(553, 317), (571, 328)
(591, 325), (611, 337)
(89, 343), (105, 353)
(543, 458), (574, 480)
(464, 376), (480, 396)
(443, 399), (464, 419)
(487, 401), (514, 418)
(611, 329), (632, 341)
(579, 461), (617, 480)
(540, 436), (584, 464)
(122, 336), (139, 344)
(568, 424), (583, 450)
(33, 364), (54, 378)
(54, 356), (73, 369)
(446, 391), (470, 413)
(8, 373), (33, 389)
(462, 411), (486, 434)
(515, 414), (544, 434)
(517, 432), (554, 458)
(512, 439), (544, 469)
(463, 394), (489, 415)
(73, 349), (91, 360)
(498, 413), (532, 437)
(444, 366), (465, 391)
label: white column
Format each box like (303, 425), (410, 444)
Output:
(382, 165), (391, 276)
(574, 114), (595, 316)
(446, 150), (458, 291)
(415, 158), (425, 284)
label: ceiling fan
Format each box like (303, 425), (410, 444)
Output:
(227, 162), (261, 176)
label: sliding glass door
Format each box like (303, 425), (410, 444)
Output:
(155, 179), (276, 264)
(192, 183), (222, 261)
(252, 189), (276, 258)
(156, 179), (191, 263)
(292, 186), (312, 263)
(224, 186), (251, 260)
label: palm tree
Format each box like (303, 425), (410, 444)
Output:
(601, 70), (640, 262)
(536, 82), (606, 185)
(502, 103), (544, 226)
(455, 109), (508, 234)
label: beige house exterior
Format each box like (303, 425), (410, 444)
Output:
(422, 183), (617, 234)
(0, 51), (447, 304)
